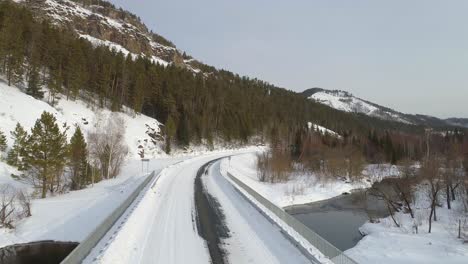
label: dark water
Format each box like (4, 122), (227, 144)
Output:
(286, 190), (388, 251)
(0, 241), (78, 264)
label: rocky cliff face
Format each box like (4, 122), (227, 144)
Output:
(19, 0), (198, 70)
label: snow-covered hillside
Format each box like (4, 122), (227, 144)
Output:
(0, 80), (164, 158)
(306, 88), (413, 124)
(304, 88), (468, 128)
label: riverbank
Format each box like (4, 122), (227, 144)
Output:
(345, 186), (468, 264)
(221, 152), (398, 208)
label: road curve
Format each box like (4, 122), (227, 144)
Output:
(86, 154), (227, 264)
(85, 151), (311, 264)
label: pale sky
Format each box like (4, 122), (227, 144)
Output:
(109, 0), (468, 118)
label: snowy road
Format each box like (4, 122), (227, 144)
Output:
(203, 160), (311, 264)
(87, 152), (312, 264)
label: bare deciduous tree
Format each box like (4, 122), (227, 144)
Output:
(394, 159), (417, 218)
(88, 113), (128, 179)
(256, 148), (292, 183)
(0, 185), (32, 229)
(17, 189), (31, 218)
(0, 185), (16, 229)
(421, 156), (444, 233)
(368, 182), (401, 227)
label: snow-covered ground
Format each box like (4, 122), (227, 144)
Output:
(0, 157), (185, 248)
(346, 188), (468, 264)
(205, 160), (311, 264)
(85, 149), (260, 264)
(222, 152), (397, 208)
(0, 78), (168, 245)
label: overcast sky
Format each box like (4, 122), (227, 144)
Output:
(109, 0), (468, 118)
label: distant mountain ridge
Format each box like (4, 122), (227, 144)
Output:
(445, 118), (468, 128)
(303, 88), (468, 128)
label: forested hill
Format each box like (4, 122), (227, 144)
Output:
(0, 0), (452, 151)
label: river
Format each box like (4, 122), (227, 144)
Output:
(286, 188), (389, 251)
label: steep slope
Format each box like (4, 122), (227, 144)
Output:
(0, 80), (164, 158)
(16, 0), (203, 72)
(303, 88), (466, 128)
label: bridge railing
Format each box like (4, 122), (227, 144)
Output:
(226, 171), (359, 264)
(61, 170), (157, 264)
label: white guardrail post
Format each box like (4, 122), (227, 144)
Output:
(226, 171), (359, 264)
(61, 170), (158, 264)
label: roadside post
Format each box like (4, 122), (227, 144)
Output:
(141, 158), (150, 173)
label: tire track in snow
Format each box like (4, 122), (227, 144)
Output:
(194, 159), (230, 264)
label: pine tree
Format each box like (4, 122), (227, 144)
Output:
(176, 113), (190, 147)
(69, 126), (88, 190)
(27, 112), (68, 198)
(132, 71), (146, 113)
(6, 123), (29, 170)
(0, 6), (25, 86)
(27, 64), (44, 99)
(164, 115), (176, 154)
(0, 130), (7, 153)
